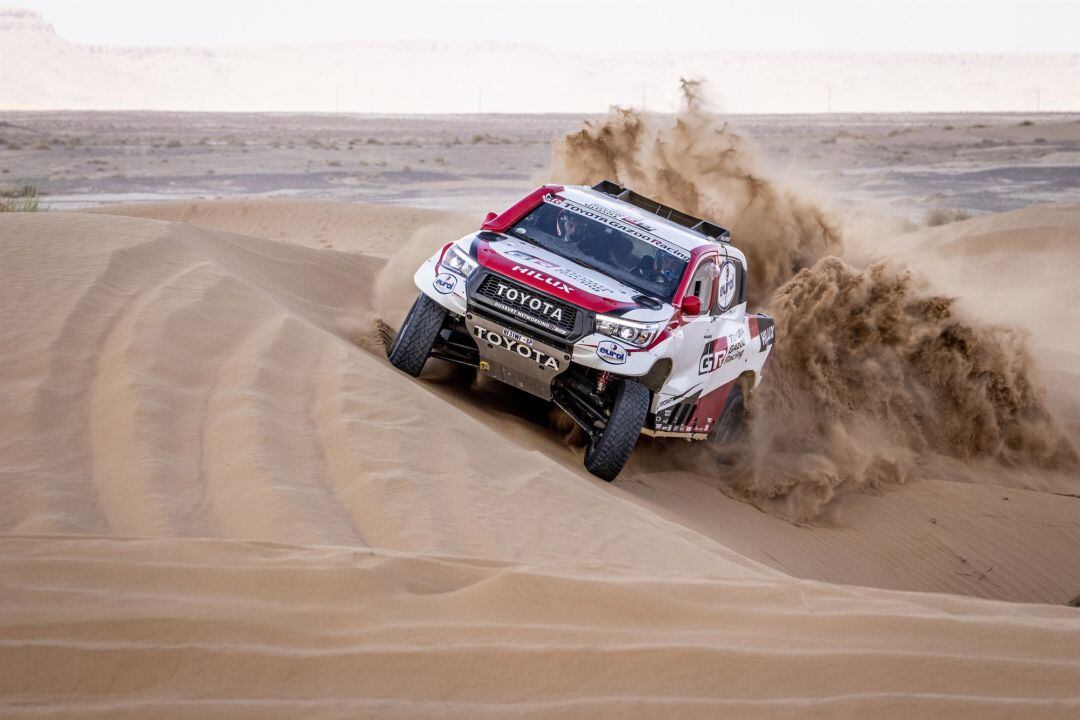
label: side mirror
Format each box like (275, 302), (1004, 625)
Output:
(681, 296), (701, 316)
(483, 211), (497, 224)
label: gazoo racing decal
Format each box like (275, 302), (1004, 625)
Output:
(433, 272), (458, 294)
(596, 340), (628, 365)
(511, 265), (571, 294)
(700, 328), (748, 374)
(472, 325), (560, 370)
(492, 280), (566, 322)
(698, 337), (728, 375)
(547, 196), (691, 261)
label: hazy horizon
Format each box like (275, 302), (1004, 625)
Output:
(2, 2), (1077, 113)
(8, 0), (1080, 54)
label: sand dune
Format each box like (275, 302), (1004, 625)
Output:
(2, 203), (1080, 716)
(4, 536), (1079, 719)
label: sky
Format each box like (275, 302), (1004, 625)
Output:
(12, 0), (1080, 53)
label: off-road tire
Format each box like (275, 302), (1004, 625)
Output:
(584, 379), (650, 482)
(710, 385), (746, 447)
(387, 293), (447, 377)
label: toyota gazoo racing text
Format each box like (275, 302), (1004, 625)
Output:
(388, 180), (775, 481)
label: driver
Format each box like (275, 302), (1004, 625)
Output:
(631, 254), (658, 281)
(559, 211), (586, 245)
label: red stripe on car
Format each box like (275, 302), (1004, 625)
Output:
(481, 185), (564, 233)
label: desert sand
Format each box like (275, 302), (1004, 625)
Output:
(3, 75), (1080, 716)
(2, 192), (1080, 716)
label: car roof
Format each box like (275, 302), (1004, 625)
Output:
(555, 185), (747, 266)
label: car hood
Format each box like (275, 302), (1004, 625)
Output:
(467, 233), (672, 320)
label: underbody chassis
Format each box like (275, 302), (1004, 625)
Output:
(430, 310), (621, 443)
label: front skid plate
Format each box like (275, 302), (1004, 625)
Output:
(464, 314), (570, 400)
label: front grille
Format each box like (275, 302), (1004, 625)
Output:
(473, 274), (578, 337)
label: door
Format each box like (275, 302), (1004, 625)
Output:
(652, 255), (721, 431)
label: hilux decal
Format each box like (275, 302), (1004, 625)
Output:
(503, 251), (613, 295)
(511, 265), (572, 294)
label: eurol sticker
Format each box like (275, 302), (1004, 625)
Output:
(433, 272), (457, 294)
(596, 340), (628, 365)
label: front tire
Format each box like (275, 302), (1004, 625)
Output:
(584, 379), (650, 482)
(387, 293), (447, 377)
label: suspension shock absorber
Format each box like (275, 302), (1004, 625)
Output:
(595, 370), (613, 395)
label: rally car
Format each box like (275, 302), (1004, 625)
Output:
(388, 181), (775, 481)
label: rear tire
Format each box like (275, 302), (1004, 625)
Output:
(387, 293), (447, 377)
(584, 379), (650, 482)
(709, 385), (746, 447)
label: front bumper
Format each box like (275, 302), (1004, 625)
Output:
(416, 259), (665, 388)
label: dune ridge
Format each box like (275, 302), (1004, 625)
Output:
(3, 535), (1079, 719)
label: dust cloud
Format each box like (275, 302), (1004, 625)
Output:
(551, 80), (1078, 520)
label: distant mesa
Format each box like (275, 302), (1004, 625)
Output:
(0, 8), (54, 34)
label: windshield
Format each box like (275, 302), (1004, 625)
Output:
(509, 201), (689, 302)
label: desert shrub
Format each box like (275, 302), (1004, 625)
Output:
(166, 139), (182, 148)
(0, 185), (42, 212)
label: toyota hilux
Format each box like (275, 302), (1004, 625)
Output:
(388, 181), (775, 480)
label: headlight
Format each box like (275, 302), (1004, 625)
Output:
(595, 314), (663, 348)
(440, 244), (477, 277)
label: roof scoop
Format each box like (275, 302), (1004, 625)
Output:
(591, 180), (731, 243)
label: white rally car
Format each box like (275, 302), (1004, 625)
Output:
(388, 181), (775, 480)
